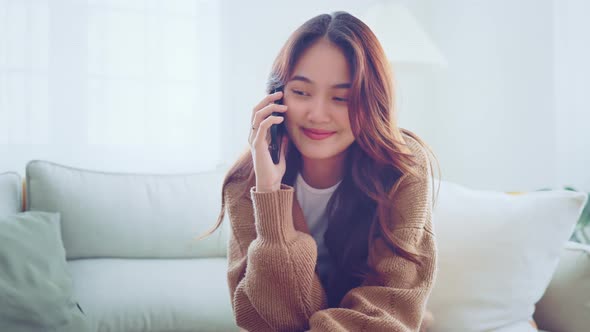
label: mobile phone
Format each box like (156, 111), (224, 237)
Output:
(269, 86), (285, 164)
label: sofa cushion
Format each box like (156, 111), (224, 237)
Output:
(0, 211), (90, 331)
(533, 241), (590, 332)
(68, 257), (237, 332)
(0, 172), (22, 218)
(426, 181), (587, 332)
(26, 160), (229, 259)
(490, 321), (538, 332)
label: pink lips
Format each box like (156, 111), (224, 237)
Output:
(302, 128), (336, 140)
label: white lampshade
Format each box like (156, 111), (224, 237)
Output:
(360, 2), (447, 67)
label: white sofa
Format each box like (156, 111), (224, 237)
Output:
(1, 160), (589, 332)
(2, 161), (238, 332)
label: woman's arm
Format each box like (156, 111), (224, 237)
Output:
(308, 226), (437, 331)
(308, 141), (437, 332)
(226, 183), (328, 332)
(227, 137), (436, 332)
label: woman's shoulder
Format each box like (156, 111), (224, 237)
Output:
(401, 131), (431, 174)
(389, 132), (435, 227)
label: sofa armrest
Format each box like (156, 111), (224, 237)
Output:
(0, 172), (22, 217)
(534, 241), (590, 332)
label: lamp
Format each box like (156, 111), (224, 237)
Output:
(360, 1), (447, 67)
(359, 1), (447, 145)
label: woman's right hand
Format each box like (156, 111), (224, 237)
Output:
(248, 90), (289, 193)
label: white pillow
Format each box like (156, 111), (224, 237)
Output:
(26, 160), (229, 259)
(533, 241), (590, 332)
(426, 181), (587, 332)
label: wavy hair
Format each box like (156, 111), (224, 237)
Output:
(202, 11), (440, 306)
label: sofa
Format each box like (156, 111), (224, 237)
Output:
(0, 160), (589, 332)
(1, 161), (237, 332)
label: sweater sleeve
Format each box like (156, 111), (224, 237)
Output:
(226, 183), (328, 332)
(226, 138), (437, 332)
(308, 143), (437, 332)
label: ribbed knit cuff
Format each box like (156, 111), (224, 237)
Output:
(250, 184), (296, 243)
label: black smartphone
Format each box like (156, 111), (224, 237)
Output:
(269, 86), (285, 164)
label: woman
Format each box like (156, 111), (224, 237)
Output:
(207, 11), (439, 332)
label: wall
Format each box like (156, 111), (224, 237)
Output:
(554, 0), (590, 191)
(218, 0), (389, 165)
(425, 0), (557, 191)
(220, 0), (577, 191)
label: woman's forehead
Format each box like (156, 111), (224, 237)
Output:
(289, 39), (351, 84)
(287, 75), (351, 89)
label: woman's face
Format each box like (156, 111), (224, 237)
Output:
(283, 38), (355, 162)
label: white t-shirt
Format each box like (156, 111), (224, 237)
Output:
(294, 173), (341, 283)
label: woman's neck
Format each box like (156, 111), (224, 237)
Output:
(301, 152), (347, 189)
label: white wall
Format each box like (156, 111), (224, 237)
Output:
(220, 0), (580, 192)
(554, 0), (590, 192)
(424, 0), (557, 191)
(2, 0), (586, 191)
(423, 0), (589, 191)
(220, 0), (590, 192)
(0, 0), (222, 176)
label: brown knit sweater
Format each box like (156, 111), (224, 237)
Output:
(225, 136), (437, 332)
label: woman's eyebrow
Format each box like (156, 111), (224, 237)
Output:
(289, 75), (351, 89)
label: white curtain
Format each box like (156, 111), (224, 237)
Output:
(0, 0), (221, 174)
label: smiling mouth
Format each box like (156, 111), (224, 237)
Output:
(302, 128), (336, 140)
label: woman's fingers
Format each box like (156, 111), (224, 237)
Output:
(248, 91), (287, 145)
(248, 108), (285, 145)
(252, 115), (284, 148)
(247, 90), (289, 193)
(251, 90), (283, 119)
(251, 103), (287, 130)
(250, 91), (286, 130)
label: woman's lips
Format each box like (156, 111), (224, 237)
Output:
(302, 128), (336, 140)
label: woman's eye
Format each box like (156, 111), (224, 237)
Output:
(334, 97), (348, 102)
(292, 89), (308, 96)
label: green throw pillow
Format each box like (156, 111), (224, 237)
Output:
(0, 211), (90, 331)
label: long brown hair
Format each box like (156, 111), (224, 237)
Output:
(202, 11), (440, 306)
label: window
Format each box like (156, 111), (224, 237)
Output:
(0, 0), (221, 172)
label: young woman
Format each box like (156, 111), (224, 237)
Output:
(208, 11), (439, 332)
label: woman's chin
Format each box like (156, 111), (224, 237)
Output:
(289, 133), (352, 161)
(297, 146), (348, 161)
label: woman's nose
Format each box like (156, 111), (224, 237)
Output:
(306, 97), (330, 123)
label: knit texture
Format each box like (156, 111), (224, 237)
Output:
(226, 135), (437, 332)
